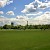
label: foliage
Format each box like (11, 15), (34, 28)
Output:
(0, 23), (50, 30)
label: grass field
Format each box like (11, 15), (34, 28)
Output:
(0, 29), (50, 50)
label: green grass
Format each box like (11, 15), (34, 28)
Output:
(0, 29), (50, 50)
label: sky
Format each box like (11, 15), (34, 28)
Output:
(0, 0), (50, 26)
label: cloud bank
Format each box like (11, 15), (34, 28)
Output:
(0, 11), (50, 26)
(0, 0), (50, 26)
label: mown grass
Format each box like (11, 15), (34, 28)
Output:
(0, 29), (50, 50)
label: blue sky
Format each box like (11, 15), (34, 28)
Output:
(0, 0), (50, 17)
(0, 0), (34, 17)
(0, 0), (50, 26)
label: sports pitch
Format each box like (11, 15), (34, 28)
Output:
(0, 29), (50, 50)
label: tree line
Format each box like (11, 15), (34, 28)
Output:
(0, 22), (50, 30)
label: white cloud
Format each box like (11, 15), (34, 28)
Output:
(16, 11), (50, 25)
(0, 0), (13, 7)
(15, 15), (29, 25)
(21, 0), (50, 13)
(21, 0), (50, 25)
(0, 16), (10, 26)
(0, 0), (50, 26)
(0, 15), (28, 26)
(26, 12), (42, 16)
(38, 1), (50, 9)
(0, 11), (4, 14)
(6, 11), (14, 15)
(21, 2), (37, 13)
(0, 12), (50, 26)
(16, 15), (28, 20)
(33, 11), (50, 25)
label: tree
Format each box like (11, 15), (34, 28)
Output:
(11, 22), (14, 29)
(3, 24), (7, 29)
(11, 22), (14, 26)
(0, 26), (3, 29)
(3, 24), (11, 29)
